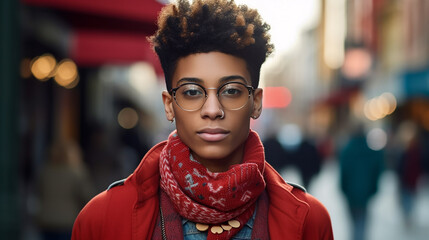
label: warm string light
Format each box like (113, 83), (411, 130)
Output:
(28, 54), (79, 89)
(55, 59), (79, 88)
(363, 92), (397, 121)
(30, 54), (57, 81)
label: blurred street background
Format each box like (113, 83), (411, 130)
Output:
(1, 0), (429, 239)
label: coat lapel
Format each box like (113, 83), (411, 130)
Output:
(265, 163), (309, 239)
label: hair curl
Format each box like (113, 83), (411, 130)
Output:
(149, 0), (273, 90)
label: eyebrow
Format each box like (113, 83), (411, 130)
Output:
(176, 75), (248, 86)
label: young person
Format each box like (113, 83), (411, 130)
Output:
(72, 0), (334, 239)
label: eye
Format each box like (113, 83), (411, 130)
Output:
(223, 88), (240, 95)
(184, 89), (202, 96)
(220, 83), (245, 98)
(179, 85), (204, 98)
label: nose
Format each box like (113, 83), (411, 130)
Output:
(200, 89), (223, 119)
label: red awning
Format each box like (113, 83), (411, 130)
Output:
(71, 30), (162, 73)
(22, 0), (165, 72)
(22, 0), (164, 23)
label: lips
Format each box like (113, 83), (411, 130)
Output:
(197, 128), (230, 142)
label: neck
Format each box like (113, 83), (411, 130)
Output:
(192, 144), (245, 172)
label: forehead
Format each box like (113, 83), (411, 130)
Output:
(172, 52), (251, 87)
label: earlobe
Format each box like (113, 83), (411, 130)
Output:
(162, 90), (175, 121)
(251, 88), (263, 119)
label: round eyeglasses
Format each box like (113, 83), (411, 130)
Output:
(169, 81), (255, 111)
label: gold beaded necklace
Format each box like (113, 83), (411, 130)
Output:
(195, 220), (241, 234)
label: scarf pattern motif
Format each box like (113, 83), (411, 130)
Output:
(159, 130), (266, 224)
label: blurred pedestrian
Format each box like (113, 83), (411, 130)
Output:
(263, 134), (291, 171)
(36, 139), (94, 240)
(396, 123), (424, 227)
(264, 124), (322, 188)
(296, 139), (323, 188)
(72, 1), (333, 239)
(339, 129), (384, 240)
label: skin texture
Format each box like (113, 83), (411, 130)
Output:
(162, 52), (263, 172)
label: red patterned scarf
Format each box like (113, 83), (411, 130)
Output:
(159, 130), (266, 228)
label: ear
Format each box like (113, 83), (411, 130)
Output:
(251, 88), (263, 119)
(162, 90), (175, 121)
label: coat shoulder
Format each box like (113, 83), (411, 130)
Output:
(72, 190), (110, 239)
(300, 193), (334, 240)
(72, 179), (137, 240)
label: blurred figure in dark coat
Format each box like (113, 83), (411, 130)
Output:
(339, 130), (384, 240)
(264, 124), (322, 188)
(395, 122), (425, 227)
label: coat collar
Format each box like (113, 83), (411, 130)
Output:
(129, 141), (166, 205)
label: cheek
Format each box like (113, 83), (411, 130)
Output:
(235, 114), (251, 134)
(240, 103), (254, 122)
(233, 111), (251, 125)
(173, 107), (195, 137)
(227, 109), (252, 136)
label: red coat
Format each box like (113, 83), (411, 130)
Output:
(72, 141), (333, 240)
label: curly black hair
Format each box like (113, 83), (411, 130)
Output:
(149, 0), (273, 90)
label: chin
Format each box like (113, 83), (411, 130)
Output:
(192, 145), (232, 160)
(197, 147), (229, 158)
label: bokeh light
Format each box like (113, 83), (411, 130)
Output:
(381, 92), (397, 115)
(117, 107), (139, 129)
(366, 128), (387, 151)
(363, 92), (397, 121)
(342, 48), (372, 79)
(30, 54), (57, 81)
(262, 87), (292, 108)
(54, 59), (79, 88)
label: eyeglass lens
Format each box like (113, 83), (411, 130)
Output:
(174, 82), (251, 111)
